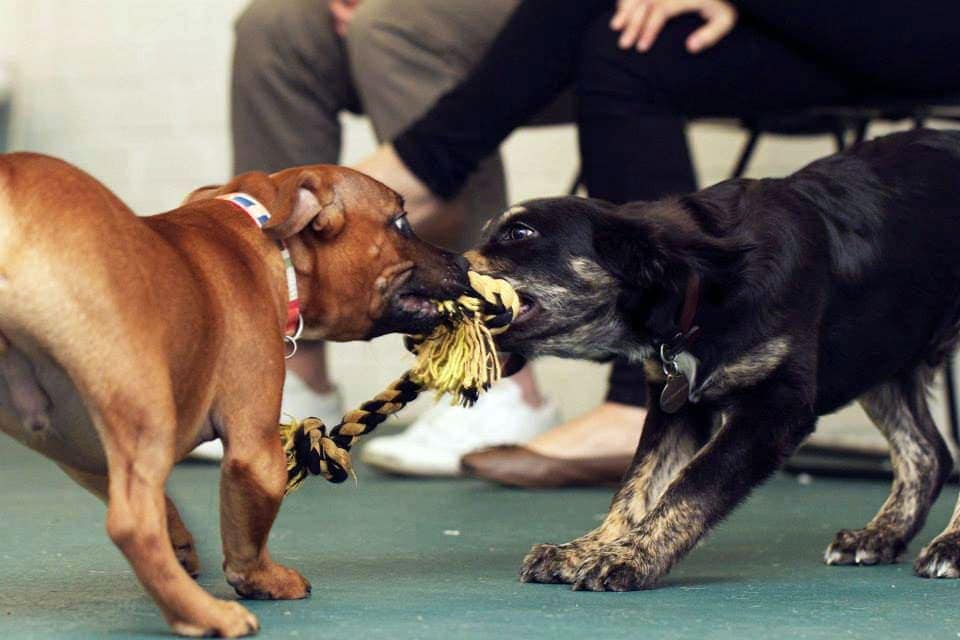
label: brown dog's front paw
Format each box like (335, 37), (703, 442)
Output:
(520, 543), (580, 584)
(824, 527), (905, 566)
(571, 546), (660, 592)
(915, 533), (960, 578)
(226, 562), (312, 601)
(170, 600), (259, 638)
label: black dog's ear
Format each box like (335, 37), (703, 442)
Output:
(594, 205), (753, 293)
(593, 214), (666, 286)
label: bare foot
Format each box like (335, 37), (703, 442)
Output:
(354, 145), (442, 222)
(354, 145), (467, 248)
(526, 402), (645, 459)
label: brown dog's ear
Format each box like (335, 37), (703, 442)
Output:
(264, 170), (345, 241)
(182, 184), (223, 205)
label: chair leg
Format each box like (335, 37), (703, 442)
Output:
(945, 357), (960, 451)
(853, 118), (869, 145)
(831, 128), (847, 152)
(731, 128), (761, 179)
(567, 169), (583, 196)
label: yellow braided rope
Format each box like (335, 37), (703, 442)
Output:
(280, 271), (518, 493)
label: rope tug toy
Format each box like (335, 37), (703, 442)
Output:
(280, 271), (519, 492)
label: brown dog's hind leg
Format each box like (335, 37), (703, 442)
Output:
(91, 391), (258, 638)
(219, 414), (311, 601)
(166, 496), (201, 578)
(58, 465), (202, 578)
(520, 392), (713, 586)
(826, 372), (950, 567)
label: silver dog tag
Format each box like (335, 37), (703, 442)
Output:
(660, 372), (690, 414)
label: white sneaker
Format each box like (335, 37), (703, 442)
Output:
(188, 372), (345, 462)
(359, 378), (560, 477)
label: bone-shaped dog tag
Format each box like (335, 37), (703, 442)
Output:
(660, 372), (689, 414)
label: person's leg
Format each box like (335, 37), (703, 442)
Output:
(361, 0), (613, 208)
(347, 0), (518, 250)
(232, 0), (357, 173)
(731, 0), (960, 95)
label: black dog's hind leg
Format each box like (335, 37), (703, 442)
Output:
(826, 370), (951, 566)
(916, 497), (960, 578)
(910, 364), (960, 578)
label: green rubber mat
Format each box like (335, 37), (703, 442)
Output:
(0, 435), (957, 639)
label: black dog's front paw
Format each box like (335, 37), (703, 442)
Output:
(571, 545), (661, 592)
(824, 527), (905, 566)
(915, 533), (960, 579)
(520, 542), (580, 584)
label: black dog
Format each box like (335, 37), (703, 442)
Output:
(467, 128), (960, 591)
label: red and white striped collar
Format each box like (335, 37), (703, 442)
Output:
(216, 192), (304, 358)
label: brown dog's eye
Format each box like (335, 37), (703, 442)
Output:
(500, 222), (537, 243)
(392, 215), (413, 238)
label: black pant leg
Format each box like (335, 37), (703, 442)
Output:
(731, 0), (960, 94)
(393, 0), (613, 199)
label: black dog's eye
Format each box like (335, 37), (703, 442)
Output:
(499, 222), (537, 243)
(392, 215), (413, 237)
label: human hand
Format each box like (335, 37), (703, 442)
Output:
(330, 0), (362, 37)
(610, 0), (737, 54)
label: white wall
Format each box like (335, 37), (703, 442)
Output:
(4, 1), (950, 443)
(5, 0), (246, 210)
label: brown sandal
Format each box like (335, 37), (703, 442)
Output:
(460, 445), (632, 488)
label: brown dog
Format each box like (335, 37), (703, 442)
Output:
(0, 153), (466, 636)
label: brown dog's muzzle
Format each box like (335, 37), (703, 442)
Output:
(368, 246), (470, 338)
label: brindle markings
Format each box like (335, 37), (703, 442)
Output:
(567, 257), (613, 286)
(916, 502), (960, 578)
(826, 372), (949, 566)
(501, 257), (631, 361)
(463, 249), (492, 272)
(693, 337), (791, 401)
(520, 406), (708, 587)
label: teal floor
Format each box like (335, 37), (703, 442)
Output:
(0, 434), (958, 639)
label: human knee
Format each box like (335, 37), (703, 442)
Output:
(234, 0), (332, 72)
(347, 0), (434, 63)
(235, 0), (291, 51)
(576, 13), (702, 114)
